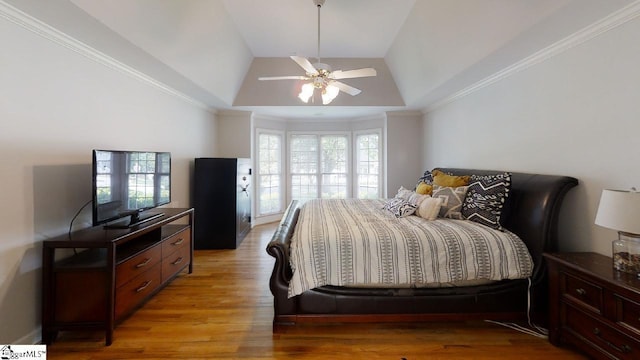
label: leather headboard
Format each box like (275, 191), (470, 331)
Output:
(436, 168), (578, 282)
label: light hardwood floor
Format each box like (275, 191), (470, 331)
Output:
(46, 223), (586, 359)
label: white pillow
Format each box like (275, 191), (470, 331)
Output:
(408, 192), (429, 206)
(395, 186), (413, 200)
(396, 186), (428, 207)
(416, 197), (443, 221)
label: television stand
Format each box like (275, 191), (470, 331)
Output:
(41, 208), (194, 346)
(104, 212), (165, 229)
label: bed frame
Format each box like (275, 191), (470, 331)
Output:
(266, 168), (578, 331)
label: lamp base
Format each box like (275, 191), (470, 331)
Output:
(612, 235), (640, 275)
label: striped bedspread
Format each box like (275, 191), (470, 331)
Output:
(288, 199), (533, 298)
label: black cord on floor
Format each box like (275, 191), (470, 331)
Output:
(484, 277), (548, 338)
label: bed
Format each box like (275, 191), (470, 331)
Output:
(266, 168), (578, 331)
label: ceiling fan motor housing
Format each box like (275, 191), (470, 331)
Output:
(312, 62), (332, 74)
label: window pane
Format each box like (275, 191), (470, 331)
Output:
(321, 174), (347, 199)
(290, 135), (318, 174)
(291, 174), (318, 202)
(321, 136), (347, 174)
(259, 174), (281, 214)
(358, 174), (379, 199)
(319, 135), (348, 199)
(356, 133), (381, 199)
(257, 132), (283, 215)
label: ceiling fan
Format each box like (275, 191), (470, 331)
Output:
(258, 0), (377, 105)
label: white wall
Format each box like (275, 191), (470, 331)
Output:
(423, 16), (640, 255)
(0, 13), (217, 343)
(216, 110), (252, 158)
(385, 112), (423, 197)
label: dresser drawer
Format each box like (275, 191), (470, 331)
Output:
(115, 262), (161, 320)
(116, 244), (161, 288)
(615, 294), (640, 335)
(162, 244), (190, 283)
(563, 272), (603, 314)
(162, 228), (190, 255)
(565, 305), (639, 359)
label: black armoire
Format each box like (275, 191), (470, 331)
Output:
(193, 158), (251, 249)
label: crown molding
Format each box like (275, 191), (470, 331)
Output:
(0, 1), (211, 111)
(251, 113), (290, 123)
(217, 109), (252, 118)
(425, 0), (640, 113)
(385, 110), (424, 118)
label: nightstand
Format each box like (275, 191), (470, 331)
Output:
(545, 252), (640, 359)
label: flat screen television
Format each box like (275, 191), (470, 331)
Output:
(92, 149), (171, 228)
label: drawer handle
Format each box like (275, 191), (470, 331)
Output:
(135, 257), (153, 268)
(135, 280), (153, 293)
(171, 238), (184, 246)
(171, 257), (184, 265)
(575, 288), (586, 296)
(593, 328), (632, 354)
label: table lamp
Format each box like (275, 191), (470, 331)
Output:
(595, 189), (640, 274)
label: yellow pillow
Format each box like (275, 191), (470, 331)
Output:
(415, 182), (433, 195)
(432, 169), (470, 187)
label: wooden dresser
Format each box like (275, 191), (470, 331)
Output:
(545, 252), (640, 359)
(42, 208), (194, 346)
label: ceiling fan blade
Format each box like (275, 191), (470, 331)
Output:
(258, 75), (309, 81)
(330, 81), (362, 96)
(290, 56), (319, 75)
(330, 68), (377, 80)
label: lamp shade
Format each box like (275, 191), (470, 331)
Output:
(595, 189), (640, 235)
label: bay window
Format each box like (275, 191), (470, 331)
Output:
(290, 133), (350, 201)
(256, 128), (382, 218)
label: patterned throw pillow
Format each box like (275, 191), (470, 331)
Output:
(461, 172), (512, 230)
(417, 170), (434, 185)
(382, 198), (418, 218)
(432, 185), (469, 219)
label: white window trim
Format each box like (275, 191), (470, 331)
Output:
(255, 128), (285, 218)
(353, 128), (384, 199)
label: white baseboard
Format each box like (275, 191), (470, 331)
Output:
(253, 213), (283, 226)
(13, 326), (41, 345)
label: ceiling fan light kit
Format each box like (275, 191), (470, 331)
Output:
(258, 0), (376, 105)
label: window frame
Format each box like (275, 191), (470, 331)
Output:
(287, 131), (352, 203)
(353, 128), (383, 199)
(255, 128), (285, 217)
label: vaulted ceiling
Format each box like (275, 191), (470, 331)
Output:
(6, 0), (636, 119)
